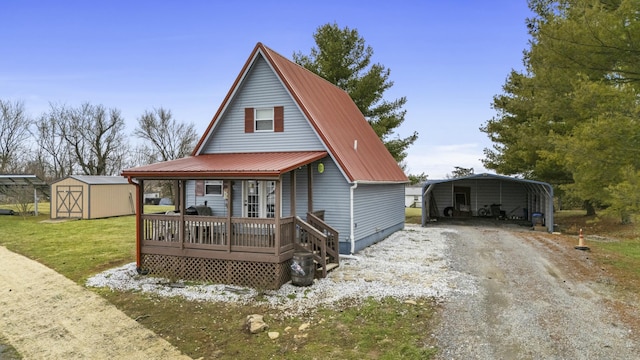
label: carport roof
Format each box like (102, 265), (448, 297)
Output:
(0, 174), (49, 196)
(424, 173), (552, 188)
(0, 174), (47, 187)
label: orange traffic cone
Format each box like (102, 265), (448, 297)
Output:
(575, 228), (590, 251)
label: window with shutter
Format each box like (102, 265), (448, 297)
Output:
(244, 106), (283, 133)
(244, 108), (254, 133)
(255, 108), (274, 131)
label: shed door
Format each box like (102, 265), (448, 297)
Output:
(56, 185), (83, 218)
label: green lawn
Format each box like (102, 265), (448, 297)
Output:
(405, 207), (422, 224)
(0, 205), (439, 359)
(0, 204), (172, 282)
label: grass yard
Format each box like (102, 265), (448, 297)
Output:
(0, 205), (438, 359)
(405, 207), (422, 224)
(554, 210), (640, 295)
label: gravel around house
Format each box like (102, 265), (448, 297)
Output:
(86, 224), (476, 318)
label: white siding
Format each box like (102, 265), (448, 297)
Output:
(201, 55), (325, 154)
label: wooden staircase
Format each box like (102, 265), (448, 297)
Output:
(293, 211), (339, 278)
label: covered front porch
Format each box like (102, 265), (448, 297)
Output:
(123, 152), (340, 289)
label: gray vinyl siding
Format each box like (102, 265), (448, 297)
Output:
(298, 159), (352, 246)
(184, 179), (247, 217)
(279, 159), (351, 246)
(184, 180), (231, 216)
(350, 183), (405, 252)
(281, 166), (309, 218)
(201, 55), (324, 154)
(313, 159), (351, 242)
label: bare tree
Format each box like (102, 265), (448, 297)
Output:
(56, 103), (128, 175)
(33, 105), (74, 180)
(134, 107), (198, 198)
(0, 100), (32, 172)
(134, 107), (198, 163)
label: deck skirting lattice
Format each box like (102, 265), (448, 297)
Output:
(141, 254), (291, 289)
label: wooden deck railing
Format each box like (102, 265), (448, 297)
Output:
(140, 213), (296, 262)
(139, 211), (338, 277)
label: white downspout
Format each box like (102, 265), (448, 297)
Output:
(349, 181), (358, 255)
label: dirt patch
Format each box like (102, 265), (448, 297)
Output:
(0, 246), (190, 359)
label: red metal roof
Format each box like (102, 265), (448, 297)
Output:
(193, 43), (408, 183)
(122, 151), (327, 179)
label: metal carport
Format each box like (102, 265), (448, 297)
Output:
(421, 173), (554, 232)
(0, 174), (49, 216)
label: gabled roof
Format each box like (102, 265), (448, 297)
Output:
(56, 175), (132, 185)
(192, 42), (407, 184)
(122, 151), (328, 179)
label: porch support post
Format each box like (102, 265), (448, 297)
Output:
(179, 180), (185, 248)
(307, 164), (313, 214)
(226, 180), (232, 252)
(126, 177), (143, 270)
(275, 177), (281, 256)
(173, 180), (180, 211)
(290, 171), (296, 218)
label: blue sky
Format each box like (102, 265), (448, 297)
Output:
(1, 1), (532, 179)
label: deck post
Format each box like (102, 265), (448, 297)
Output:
(290, 171), (296, 218)
(179, 180), (185, 248)
(226, 179), (232, 252)
(275, 177), (281, 256)
(307, 163), (313, 213)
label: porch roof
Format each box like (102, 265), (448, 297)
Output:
(121, 151), (327, 179)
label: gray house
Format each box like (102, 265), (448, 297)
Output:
(122, 43), (408, 288)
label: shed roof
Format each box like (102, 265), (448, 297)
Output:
(192, 42), (407, 184)
(122, 151), (328, 179)
(53, 175), (131, 185)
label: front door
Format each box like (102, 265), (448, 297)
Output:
(243, 180), (276, 218)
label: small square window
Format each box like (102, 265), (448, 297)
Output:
(255, 108), (274, 131)
(205, 180), (222, 196)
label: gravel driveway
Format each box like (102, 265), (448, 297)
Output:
(434, 224), (640, 359)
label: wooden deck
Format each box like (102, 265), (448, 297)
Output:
(138, 212), (338, 288)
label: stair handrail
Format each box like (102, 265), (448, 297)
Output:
(294, 216), (327, 277)
(306, 212), (339, 267)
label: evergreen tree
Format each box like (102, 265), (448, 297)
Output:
(481, 0), (640, 216)
(293, 23), (417, 163)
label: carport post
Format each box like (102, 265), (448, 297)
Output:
(33, 188), (38, 216)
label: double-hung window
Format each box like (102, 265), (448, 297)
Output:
(205, 180), (223, 196)
(255, 108), (274, 131)
(244, 106), (283, 133)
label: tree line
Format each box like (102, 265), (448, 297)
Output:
(481, 0), (640, 221)
(0, 100), (198, 182)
